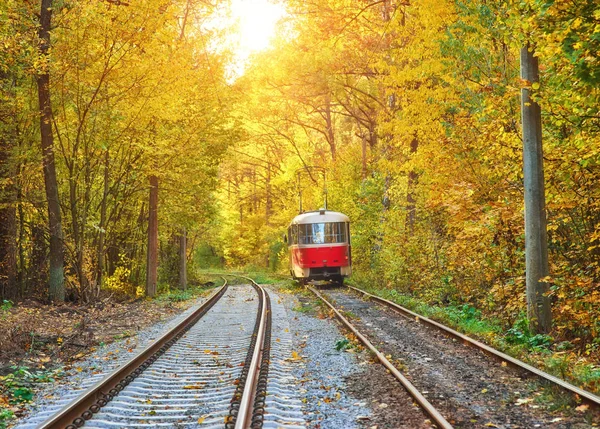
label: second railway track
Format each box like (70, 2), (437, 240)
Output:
(310, 284), (600, 428)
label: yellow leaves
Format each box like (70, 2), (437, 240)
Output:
(197, 416), (206, 423)
(183, 384), (204, 390)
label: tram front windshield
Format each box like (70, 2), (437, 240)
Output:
(298, 222), (347, 245)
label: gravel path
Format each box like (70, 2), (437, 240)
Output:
(276, 286), (432, 428)
(322, 287), (598, 429)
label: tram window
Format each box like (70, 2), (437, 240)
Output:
(298, 222), (347, 244)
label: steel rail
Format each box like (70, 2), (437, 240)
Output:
(345, 284), (600, 407)
(235, 284), (268, 428)
(307, 286), (454, 429)
(39, 279), (229, 429)
(223, 274), (272, 429)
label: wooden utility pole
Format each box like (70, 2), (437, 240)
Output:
(146, 175), (158, 297)
(37, 0), (65, 302)
(520, 44), (551, 334)
(179, 228), (187, 290)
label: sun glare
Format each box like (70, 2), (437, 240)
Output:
(226, 0), (286, 76)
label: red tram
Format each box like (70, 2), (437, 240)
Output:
(287, 209), (352, 284)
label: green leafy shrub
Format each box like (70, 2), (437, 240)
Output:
(505, 317), (553, 350)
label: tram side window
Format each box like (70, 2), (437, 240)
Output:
(293, 225), (298, 243)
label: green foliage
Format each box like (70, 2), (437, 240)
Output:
(335, 338), (352, 351)
(157, 288), (193, 303)
(292, 301), (314, 314)
(245, 270), (278, 285)
(155, 282), (217, 303)
(194, 243), (224, 269)
(0, 366), (64, 407)
(0, 409), (14, 429)
(505, 317), (553, 350)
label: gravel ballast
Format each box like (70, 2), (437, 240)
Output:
(276, 286), (433, 428)
(13, 291), (216, 428)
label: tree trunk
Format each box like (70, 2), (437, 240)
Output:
(325, 98), (336, 161)
(520, 44), (551, 334)
(179, 228), (187, 290)
(29, 223), (47, 296)
(406, 136), (419, 235)
(146, 175), (158, 297)
(0, 187), (17, 301)
(37, 0), (64, 302)
(97, 150), (109, 290)
(265, 163), (272, 225)
(361, 134), (368, 180)
(17, 184), (25, 295)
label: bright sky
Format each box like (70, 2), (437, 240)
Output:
(225, 0), (287, 77)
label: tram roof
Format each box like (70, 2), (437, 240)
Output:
(290, 210), (350, 225)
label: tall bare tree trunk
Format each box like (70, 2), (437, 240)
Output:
(406, 136), (419, 235)
(361, 134), (368, 180)
(37, 0), (64, 302)
(97, 150), (109, 290)
(265, 163), (272, 225)
(179, 228), (187, 290)
(520, 45), (551, 334)
(0, 169), (17, 300)
(325, 98), (336, 161)
(146, 175), (158, 297)
(0, 69), (17, 300)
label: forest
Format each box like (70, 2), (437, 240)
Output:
(1, 0), (599, 406)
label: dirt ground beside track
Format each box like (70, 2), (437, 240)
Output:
(0, 292), (213, 371)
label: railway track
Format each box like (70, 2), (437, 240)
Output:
(307, 286), (453, 429)
(309, 284), (600, 428)
(32, 278), (276, 429)
(344, 284), (600, 408)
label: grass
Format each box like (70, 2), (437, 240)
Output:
(154, 279), (222, 304)
(292, 302), (314, 313)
